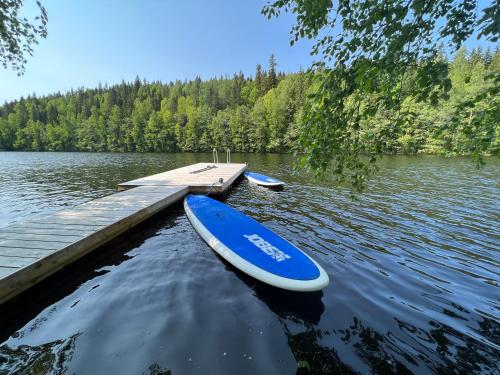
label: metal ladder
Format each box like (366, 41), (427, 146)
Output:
(213, 148), (231, 164)
(213, 148), (219, 164)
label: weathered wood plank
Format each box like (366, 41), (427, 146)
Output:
(18, 222), (107, 231)
(113, 191), (182, 197)
(27, 217), (115, 226)
(0, 227), (93, 237)
(0, 247), (56, 258)
(0, 256), (36, 268)
(80, 200), (155, 208)
(0, 232), (82, 243)
(0, 239), (66, 251)
(0, 266), (18, 279)
(53, 210), (134, 220)
(61, 206), (139, 214)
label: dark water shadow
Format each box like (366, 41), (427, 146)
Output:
(212, 253), (358, 374)
(216, 253), (325, 324)
(246, 181), (285, 193)
(0, 202), (185, 343)
(261, 184), (285, 192)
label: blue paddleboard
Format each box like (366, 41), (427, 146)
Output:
(245, 171), (285, 187)
(184, 195), (329, 291)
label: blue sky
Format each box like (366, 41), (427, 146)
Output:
(1, 0), (494, 103)
(0, 0), (314, 103)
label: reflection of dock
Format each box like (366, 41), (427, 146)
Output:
(0, 163), (246, 304)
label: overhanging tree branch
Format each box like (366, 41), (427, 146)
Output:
(263, 0), (499, 191)
(0, 0), (48, 75)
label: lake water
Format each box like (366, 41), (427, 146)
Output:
(0, 152), (498, 374)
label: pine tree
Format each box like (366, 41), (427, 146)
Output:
(107, 105), (124, 151)
(255, 64), (265, 97)
(484, 47), (493, 66)
(267, 54), (277, 91)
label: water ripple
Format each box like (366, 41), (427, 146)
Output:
(0, 152), (498, 374)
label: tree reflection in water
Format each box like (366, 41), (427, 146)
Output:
(0, 333), (80, 374)
(233, 269), (354, 374)
(147, 363), (172, 375)
(427, 315), (500, 374)
(239, 268), (499, 375)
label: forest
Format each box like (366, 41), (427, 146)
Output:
(0, 48), (498, 155)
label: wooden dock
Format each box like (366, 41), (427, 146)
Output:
(0, 162), (246, 304)
(118, 162), (246, 193)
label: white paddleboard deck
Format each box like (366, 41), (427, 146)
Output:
(245, 171), (285, 187)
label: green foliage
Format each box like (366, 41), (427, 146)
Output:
(0, 0), (48, 74)
(263, 0), (499, 190)
(0, 50), (497, 170)
(229, 105), (251, 152)
(210, 109), (232, 150)
(0, 56), (305, 154)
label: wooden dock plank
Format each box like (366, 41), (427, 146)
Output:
(0, 232), (81, 243)
(27, 217), (116, 226)
(0, 247), (56, 259)
(0, 239), (67, 250)
(80, 200), (156, 208)
(0, 267), (18, 279)
(13, 223), (107, 232)
(52, 211), (134, 220)
(0, 256), (37, 268)
(0, 227), (94, 237)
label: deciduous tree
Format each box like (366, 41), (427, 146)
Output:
(263, 0), (499, 190)
(0, 0), (48, 74)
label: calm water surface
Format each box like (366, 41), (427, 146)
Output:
(0, 152), (498, 374)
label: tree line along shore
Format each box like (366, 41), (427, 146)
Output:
(0, 49), (498, 155)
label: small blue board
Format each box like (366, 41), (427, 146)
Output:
(184, 195), (329, 291)
(245, 171), (285, 187)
